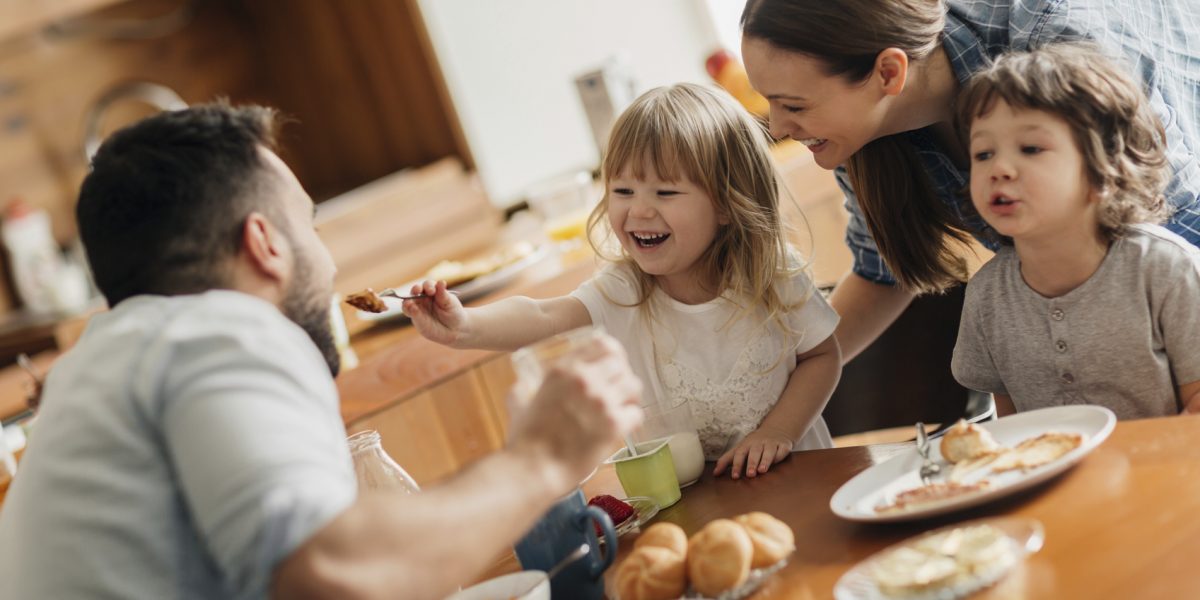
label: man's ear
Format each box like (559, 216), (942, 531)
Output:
(240, 212), (291, 283)
(875, 48), (909, 97)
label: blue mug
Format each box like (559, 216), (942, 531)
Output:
(514, 487), (617, 600)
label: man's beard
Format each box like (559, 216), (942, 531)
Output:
(281, 255), (340, 377)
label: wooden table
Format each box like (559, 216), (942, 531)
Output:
(566, 414), (1200, 599)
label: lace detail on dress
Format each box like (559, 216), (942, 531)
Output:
(657, 333), (789, 460)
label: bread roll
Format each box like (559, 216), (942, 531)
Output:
(939, 420), (999, 464)
(733, 512), (795, 568)
(614, 546), (687, 600)
(687, 519), (753, 596)
(633, 522), (688, 557)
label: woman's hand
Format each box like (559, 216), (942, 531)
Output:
(402, 280), (470, 347)
(712, 426), (794, 480)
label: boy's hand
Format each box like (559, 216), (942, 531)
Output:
(713, 426), (793, 480)
(1182, 390), (1200, 414)
(402, 280), (469, 346)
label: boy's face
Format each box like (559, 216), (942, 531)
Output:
(968, 100), (1097, 243)
(606, 160), (727, 301)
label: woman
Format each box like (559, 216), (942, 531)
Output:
(739, 0), (1200, 363)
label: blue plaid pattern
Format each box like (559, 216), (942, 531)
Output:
(842, 0), (1200, 285)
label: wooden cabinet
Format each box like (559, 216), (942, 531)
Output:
(346, 354), (516, 486)
(0, 0), (466, 315)
(0, 0), (128, 44)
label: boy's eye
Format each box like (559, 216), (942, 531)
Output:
(657, 190), (680, 197)
(611, 187), (634, 196)
(1020, 145), (1043, 155)
(972, 150), (993, 162)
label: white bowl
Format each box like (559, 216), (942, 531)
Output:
(446, 570), (549, 600)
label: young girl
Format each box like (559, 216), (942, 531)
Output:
(404, 83), (841, 479)
(951, 44), (1200, 419)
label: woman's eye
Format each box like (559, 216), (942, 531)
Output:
(782, 105), (804, 114)
(1020, 145), (1043, 155)
(972, 151), (993, 162)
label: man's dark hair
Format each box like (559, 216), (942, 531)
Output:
(77, 102), (281, 306)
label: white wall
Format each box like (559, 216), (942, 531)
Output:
(418, 0), (724, 207)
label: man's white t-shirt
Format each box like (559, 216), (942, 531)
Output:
(0, 291), (356, 599)
(571, 261), (840, 460)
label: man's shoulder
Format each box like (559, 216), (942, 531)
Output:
(79, 291), (321, 381)
(99, 291), (295, 344)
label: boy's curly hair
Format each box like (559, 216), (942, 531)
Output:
(956, 43), (1171, 241)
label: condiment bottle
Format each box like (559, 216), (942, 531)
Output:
(347, 430), (420, 494)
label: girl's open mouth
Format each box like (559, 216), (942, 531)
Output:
(631, 232), (670, 248)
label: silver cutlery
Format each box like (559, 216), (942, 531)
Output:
(377, 288), (460, 301)
(514, 543), (589, 598)
(916, 421), (942, 485)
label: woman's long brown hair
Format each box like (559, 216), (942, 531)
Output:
(741, 0), (972, 293)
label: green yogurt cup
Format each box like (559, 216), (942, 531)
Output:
(604, 437), (681, 509)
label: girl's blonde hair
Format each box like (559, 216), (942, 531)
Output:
(586, 83), (796, 325)
(741, 0), (972, 294)
(956, 43), (1170, 241)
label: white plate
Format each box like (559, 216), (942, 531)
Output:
(833, 516), (1044, 600)
(355, 244), (549, 322)
(829, 405), (1116, 522)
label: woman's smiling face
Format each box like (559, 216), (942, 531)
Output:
(741, 36), (892, 170)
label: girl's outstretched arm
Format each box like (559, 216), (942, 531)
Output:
(713, 333), (842, 479)
(403, 279), (592, 351)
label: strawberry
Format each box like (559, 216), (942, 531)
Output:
(588, 494), (635, 536)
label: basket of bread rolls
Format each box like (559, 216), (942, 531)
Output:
(614, 512), (795, 600)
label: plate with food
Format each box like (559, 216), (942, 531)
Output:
(834, 516), (1044, 600)
(830, 405), (1116, 523)
(348, 242), (548, 322)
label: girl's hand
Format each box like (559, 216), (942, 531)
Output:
(402, 280), (469, 346)
(712, 426), (793, 480)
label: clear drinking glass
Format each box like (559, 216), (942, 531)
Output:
(347, 430), (420, 494)
(633, 399), (705, 487)
(511, 326), (605, 404)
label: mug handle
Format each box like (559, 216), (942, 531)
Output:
(581, 505), (617, 577)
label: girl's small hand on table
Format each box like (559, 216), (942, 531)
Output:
(712, 426), (793, 480)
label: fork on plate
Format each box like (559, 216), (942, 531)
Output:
(915, 421), (942, 485)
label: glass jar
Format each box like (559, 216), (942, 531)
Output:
(347, 430), (420, 494)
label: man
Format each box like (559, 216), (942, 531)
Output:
(0, 103), (643, 599)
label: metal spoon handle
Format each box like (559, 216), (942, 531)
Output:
(915, 422), (929, 456)
(546, 543), (590, 581)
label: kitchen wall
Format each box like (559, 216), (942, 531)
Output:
(417, 0), (730, 207)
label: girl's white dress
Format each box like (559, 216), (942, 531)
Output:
(571, 260), (840, 460)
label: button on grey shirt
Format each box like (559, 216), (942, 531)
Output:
(0, 291), (356, 599)
(952, 225), (1200, 419)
